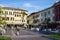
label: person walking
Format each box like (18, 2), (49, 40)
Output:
(16, 28), (20, 36)
(16, 31), (19, 36)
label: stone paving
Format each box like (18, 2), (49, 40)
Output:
(12, 37), (52, 40)
(3, 27), (53, 40)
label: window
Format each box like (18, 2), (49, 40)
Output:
(27, 20), (29, 24)
(2, 17), (5, 20)
(1, 11), (3, 14)
(5, 11), (8, 15)
(10, 17), (12, 20)
(22, 20), (23, 22)
(17, 15), (19, 17)
(12, 18), (14, 21)
(33, 20), (39, 23)
(13, 12), (14, 15)
(52, 9), (54, 13)
(22, 20), (25, 22)
(48, 10), (50, 15)
(44, 12), (46, 17)
(13, 12), (16, 15)
(18, 15), (21, 17)
(9, 12), (12, 15)
(15, 14), (21, 17)
(24, 20), (25, 22)
(36, 15), (39, 18)
(41, 19), (43, 21)
(33, 16), (35, 19)
(15, 14), (16, 17)
(12, 17), (14, 21)
(10, 17), (14, 21)
(1, 11), (4, 15)
(6, 17), (9, 20)
(41, 13), (43, 16)
(19, 15), (21, 17)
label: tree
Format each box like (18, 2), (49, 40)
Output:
(0, 6), (3, 27)
(4, 11), (7, 28)
(22, 12), (27, 24)
(45, 18), (50, 24)
(45, 18), (50, 31)
(21, 11), (27, 28)
(0, 6), (7, 28)
(0, 6), (7, 35)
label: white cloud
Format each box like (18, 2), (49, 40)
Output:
(23, 3), (33, 7)
(56, 0), (59, 2)
(23, 3), (40, 8)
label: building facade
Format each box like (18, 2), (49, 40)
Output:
(28, 1), (60, 25)
(28, 6), (55, 25)
(54, 1), (60, 23)
(27, 12), (40, 28)
(1, 6), (27, 26)
(38, 1), (60, 24)
(38, 6), (55, 23)
(28, 12), (40, 24)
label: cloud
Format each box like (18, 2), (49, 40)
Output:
(56, 0), (59, 2)
(23, 3), (40, 8)
(23, 3), (33, 7)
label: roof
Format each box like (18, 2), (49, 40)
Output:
(38, 1), (60, 13)
(28, 12), (39, 17)
(2, 6), (28, 12)
(38, 6), (53, 13)
(56, 0), (60, 4)
(54, 1), (60, 6)
(28, 1), (60, 17)
(41, 1), (60, 12)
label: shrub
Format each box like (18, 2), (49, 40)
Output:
(0, 36), (12, 40)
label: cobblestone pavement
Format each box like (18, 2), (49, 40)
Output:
(12, 35), (52, 40)
(3, 27), (52, 40)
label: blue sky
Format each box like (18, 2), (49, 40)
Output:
(0, 0), (59, 15)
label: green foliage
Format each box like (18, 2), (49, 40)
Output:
(0, 6), (2, 18)
(22, 12), (27, 24)
(0, 6), (7, 28)
(0, 22), (6, 28)
(0, 36), (12, 40)
(0, 6), (3, 27)
(22, 12), (26, 17)
(47, 34), (60, 40)
(0, 6), (2, 13)
(45, 18), (50, 24)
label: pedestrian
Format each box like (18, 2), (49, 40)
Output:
(16, 31), (19, 36)
(16, 28), (20, 36)
(17, 29), (19, 31)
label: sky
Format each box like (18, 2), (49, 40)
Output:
(0, 0), (59, 15)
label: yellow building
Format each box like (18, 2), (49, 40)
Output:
(1, 6), (27, 27)
(27, 12), (39, 25)
(27, 14), (34, 25)
(27, 12), (40, 29)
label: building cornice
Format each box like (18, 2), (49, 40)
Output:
(1, 6), (28, 12)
